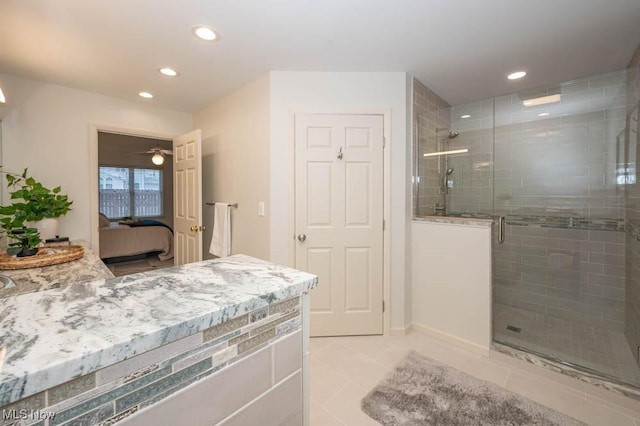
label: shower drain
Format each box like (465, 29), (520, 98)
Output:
(506, 325), (522, 333)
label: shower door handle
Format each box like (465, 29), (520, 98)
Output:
(498, 216), (505, 244)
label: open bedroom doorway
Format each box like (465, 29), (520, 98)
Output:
(97, 131), (175, 276)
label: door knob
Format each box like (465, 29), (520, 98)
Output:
(190, 225), (204, 232)
(297, 234), (307, 242)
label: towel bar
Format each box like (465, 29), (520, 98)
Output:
(206, 202), (238, 208)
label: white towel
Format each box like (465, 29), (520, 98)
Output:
(209, 203), (231, 257)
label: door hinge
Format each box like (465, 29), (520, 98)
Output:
(382, 301), (385, 312)
(383, 137), (386, 148)
(383, 219), (385, 230)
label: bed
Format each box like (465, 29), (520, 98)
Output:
(98, 215), (174, 261)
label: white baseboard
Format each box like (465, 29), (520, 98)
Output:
(388, 324), (413, 337)
(410, 322), (490, 356)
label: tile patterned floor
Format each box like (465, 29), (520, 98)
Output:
(494, 303), (640, 388)
(309, 331), (640, 425)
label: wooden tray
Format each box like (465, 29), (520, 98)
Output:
(0, 245), (84, 270)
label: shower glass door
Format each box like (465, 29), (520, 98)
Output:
(489, 70), (640, 388)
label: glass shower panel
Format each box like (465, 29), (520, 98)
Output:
(448, 99), (495, 217)
(490, 70), (640, 387)
(414, 113), (444, 217)
(414, 100), (495, 219)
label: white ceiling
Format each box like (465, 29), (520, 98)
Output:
(1, 0), (639, 113)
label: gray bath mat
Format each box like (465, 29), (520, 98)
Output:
(361, 351), (585, 425)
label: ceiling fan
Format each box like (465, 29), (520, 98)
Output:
(133, 146), (173, 165)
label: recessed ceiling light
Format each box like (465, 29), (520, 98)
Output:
(158, 67), (179, 77)
(537, 112), (550, 117)
(192, 25), (219, 41)
(138, 91), (154, 99)
(507, 71), (527, 80)
(460, 114), (471, 119)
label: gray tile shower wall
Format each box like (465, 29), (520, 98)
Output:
(453, 70), (627, 220)
(446, 70), (629, 335)
(448, 99), (494, 215)
(626, 228), (640, 363)
(625, 44), (640, 366)
(494, 224), (626, 331)
(413, 78), (450, 216)
(415, 64), (639, 364)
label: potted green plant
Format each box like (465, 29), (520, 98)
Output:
(0, 168), (73, 256)
(1, 221), (41, 257)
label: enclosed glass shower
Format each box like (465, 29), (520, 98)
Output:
(413, 68), (640, 389)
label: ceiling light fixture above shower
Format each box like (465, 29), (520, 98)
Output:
(523, 94), (561, 107)
(508, 71), (527, 80)
(423, 148), (469, 158)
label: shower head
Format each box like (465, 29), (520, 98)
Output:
(437, 128), (460, 139)
(445, 168), (454, 175)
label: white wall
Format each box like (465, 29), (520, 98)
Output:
(411, 221), (492, 350)
(269, 71), (411, 331)
(194, 75), (271, 260)
(0, 73), (192, 244)
(1, 70), (416, 333)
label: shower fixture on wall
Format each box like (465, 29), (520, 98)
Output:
(424, 129), (465, 156)
(437, 128), (462, 215)
(437, 128), (459, 139)
(442, 167), (454, 192)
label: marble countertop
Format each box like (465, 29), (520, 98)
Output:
(0, 241), (114, 298)
(0, 254), (318, 406)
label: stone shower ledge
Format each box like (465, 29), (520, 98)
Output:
(0, 254), (318, 406)
(413, 216), (494, 227)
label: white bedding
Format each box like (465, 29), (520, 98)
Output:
(99, 223), (174, 261)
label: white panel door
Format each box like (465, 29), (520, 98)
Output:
(295, 114), (384, 336)
(173, 129), (203, 266)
